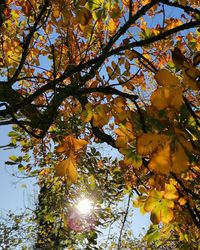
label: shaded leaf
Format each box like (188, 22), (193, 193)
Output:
(149, 142), (171, 174)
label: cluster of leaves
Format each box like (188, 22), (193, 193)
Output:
(0, 211), (36, 249)
(0, 0), (200, 248)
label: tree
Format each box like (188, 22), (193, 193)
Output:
(0, 0), (200, 248)
(0, 210), (36, 249)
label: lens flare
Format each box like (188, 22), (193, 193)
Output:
(76, 198), (93, 214)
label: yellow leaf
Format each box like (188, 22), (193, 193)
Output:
(141, 0), (151, 5)
(56, 144), (67, 153)
(151, 205), (174, 224)
(81, 103), (93, 123)
(113, 110), (127, 122)
(108, 18), (118, 32)
(171, 142), (189, 174)
(55, 157), (78, 184)
(115, 122), (134, 148)
(116, 137), (127, 149)
(149, 142), (171, 174)
(93, 104), (110, 127)
(144, 190), (162, 212)
(144, 190), (174, 224)
(164, 181), (179, 200)
(56, 136), (87, 154)
(168, 86), (183, 110)
(113, 96), (126, 108)
(93, 112), (109, 127)
(72, 137), (88, 150)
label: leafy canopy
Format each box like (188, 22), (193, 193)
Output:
(0, 0), (200, 249)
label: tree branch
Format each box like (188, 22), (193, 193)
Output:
(160, 0), (200, 15)
(10, 0), (49, 83)
(55, 20), (199, 86)
(108, 20), (200, 57)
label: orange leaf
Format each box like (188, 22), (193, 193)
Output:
(66, 156), (78, 185)
(55, 159), (68, 177)
(149, 142), (171, 174)
(72, 137), (88, 150)
(55, 156), (78, 185)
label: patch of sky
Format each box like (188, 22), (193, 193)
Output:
(0, 126), (37, 212)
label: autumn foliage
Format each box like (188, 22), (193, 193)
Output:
(0, 0), (200, 248)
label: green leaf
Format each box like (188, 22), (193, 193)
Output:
(9, 155), (18, 161)
(121, 148), (142, 168)
(144, 225), (160, 242)
(88, 175), (96, 190)
(144, 190), (174, 224)
(8, 131), (18, 137)
(21, 184), (27, 188)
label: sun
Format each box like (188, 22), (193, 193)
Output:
(76, 198), (93, 215)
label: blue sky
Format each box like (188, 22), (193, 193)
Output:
(0, 126), (37, 212)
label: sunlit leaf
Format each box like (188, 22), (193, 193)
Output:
(164, 181), (179, 200)
(72, 137), (88, 150)
(66, 156), (78, 185)
(9, 155), (18, 161)
(144, 190), (174, 224)
(55, 156), (78, 185)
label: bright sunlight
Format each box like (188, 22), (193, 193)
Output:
(76, 198), (93, 215)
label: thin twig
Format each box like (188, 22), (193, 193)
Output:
(117, 193), (131, 250)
